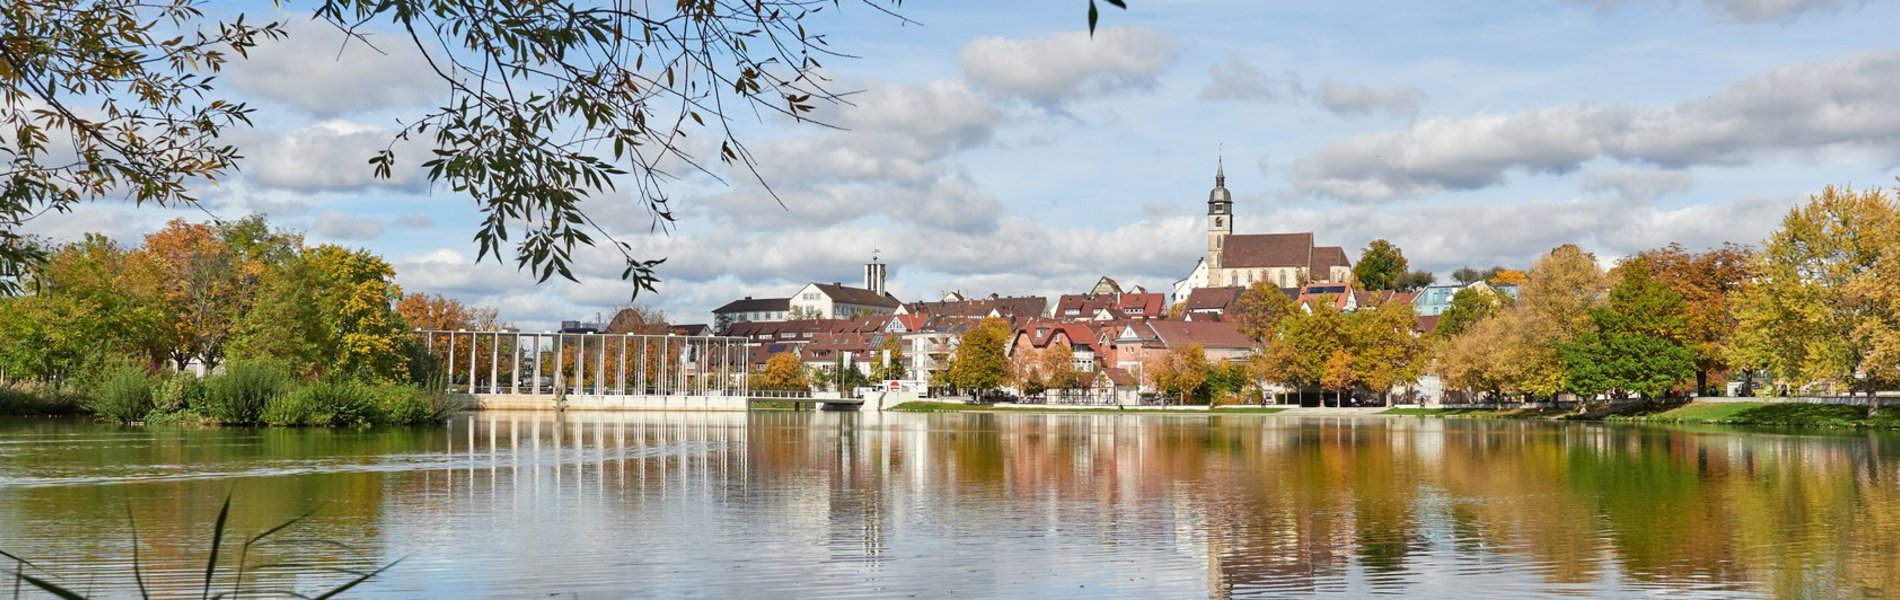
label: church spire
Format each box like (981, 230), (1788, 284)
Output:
(1215, 154), (1225, 187)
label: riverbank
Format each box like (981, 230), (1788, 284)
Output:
(1381, 401), (1900, 430)
(888, 401), (1287, 415)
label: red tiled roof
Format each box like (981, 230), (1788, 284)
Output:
(1222, 232), (1312, 269)
(1184, 286), (1245, 312)
(1309, 246), (1351, 277)
(1143, 321), (1252, 351)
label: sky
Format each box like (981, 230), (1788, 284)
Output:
(30, 0), (1900, 331)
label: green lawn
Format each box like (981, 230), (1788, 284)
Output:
(1380, 407), (1557, 418)
(1609, 401), (1900, 429)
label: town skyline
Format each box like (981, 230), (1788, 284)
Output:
(27, 0), (1900, 331)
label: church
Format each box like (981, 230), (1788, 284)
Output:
(1172, 160), (1353, 301)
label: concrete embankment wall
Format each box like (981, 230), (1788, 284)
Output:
(462, 393), (751, 411)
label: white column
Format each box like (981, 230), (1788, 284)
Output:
(490, 332), (500, 394)
(446, 331), (456, 391)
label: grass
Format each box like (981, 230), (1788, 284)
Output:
(87, 365), (155, 424)
(4, 491), (401, 599)
(887, 401), (1288, 415)
(1608, 401), (1900, 429)
(0, 382), (82, 416)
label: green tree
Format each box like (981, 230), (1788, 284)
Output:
(1354, 239), (1409, 291)
(1557, 257), (1696, 403)
(1394, 270), (1436, 291)
(1434, 286), (1507, 340)
(1505, 244), (1607, 400)
(1232, 281), (1299, 344)
(1639, 243), (1755, 396)
(949, 317), (1013, 399)
(1451, 266), (1505, 285)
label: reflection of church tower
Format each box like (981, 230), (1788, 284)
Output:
(1207, 158), (1233, 280)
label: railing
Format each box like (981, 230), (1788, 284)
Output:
(748, 390), (815, 399)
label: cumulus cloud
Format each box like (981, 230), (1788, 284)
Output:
(313, 211), (385, 241)
(1290, 49), (1900, 201)
(227, 19), (442, 118)
(244, 121), (428, 194)
(676, 79), (1007, 234)
(959, 27), (1178, 105)
(1199, 55), (1422, 118)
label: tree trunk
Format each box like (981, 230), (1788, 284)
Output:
(1869, 388), (1880, 419)
(1696, 369), (1709, 397)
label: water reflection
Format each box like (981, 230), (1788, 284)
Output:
(0, 413), (1896, 598)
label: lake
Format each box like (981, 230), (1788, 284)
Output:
(1, 412), (1896, 598)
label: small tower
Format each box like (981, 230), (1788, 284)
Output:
(864, 247), (888, 296)
(1207, 157), (1234, 278)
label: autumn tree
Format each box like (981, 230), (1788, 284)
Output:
(752, 352), (810, 392)
(1354, 239), (1409, 291)
(1259, 301), (1349, 405)
(1321, 350), (1354, 407)
(1349, 298), (1424, 405)
(1638, 243), (1756, 396)
(1506, 244), (1607, 399)
(1147, 343), (1210, 405)
(0, 236), (167, 380)
(1489, 269), (1530, 286)
(949, 317), (1013, 399)
(870, 335), (909, 381)
(1557, 257), (1696, 403)
(1730, 185), (1899, 415)
(144, 219), (246, 371)
(1232, 281), (1298, 344)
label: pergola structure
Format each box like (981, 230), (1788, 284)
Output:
(416, 330), (751, 398)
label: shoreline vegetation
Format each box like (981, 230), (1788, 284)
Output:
(1380, 401), (1900, 430)
(886, 400), (1900, 430)
(0, 362), (461, 427)
(889, 401), (1287, 415)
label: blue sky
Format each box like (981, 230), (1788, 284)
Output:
(35, 0), (1900, 330)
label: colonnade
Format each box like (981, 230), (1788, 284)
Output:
(416, 330), (751, 397)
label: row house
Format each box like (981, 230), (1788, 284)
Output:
(1054, 277), (1167, 321)
(1103, 320), (1253, 391)
(901, 293), (1049, 320)
(1008, 320), (1103, 375)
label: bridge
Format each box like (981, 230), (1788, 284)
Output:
(414, 329), (882, 412)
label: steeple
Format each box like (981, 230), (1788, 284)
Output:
(1216, 155), (1225, 188)
(1208, 155), (1232, 206)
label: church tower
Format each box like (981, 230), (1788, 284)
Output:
(1206, 157), (1233, 278)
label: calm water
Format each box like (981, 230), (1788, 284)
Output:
(1, 412), (1897, 598)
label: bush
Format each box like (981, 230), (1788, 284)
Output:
(265, 380), (378, 427)
(87, 365), (155, 424)
(0, 382), (83, 415)
(375, 383), (459, 425)
(152, 371), (204, 415)
(200, 362), (291, 425)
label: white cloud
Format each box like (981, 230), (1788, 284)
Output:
(244, 121), (428, 194)
(959, 27), (1178, 105)
(1290, 49), (1900, 201)
(313, 211), (385, 241)
(227, 19), (442, 118)
(1198, 56), (1422, 118)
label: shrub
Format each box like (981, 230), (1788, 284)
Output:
(0, 382), (83, 415)
(152, 371), (204, 415)
(87, 365), (155, 424)
(375, 383), (460, 425)
(201, 361), (291, 425)
(266, 380), (378, 427)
